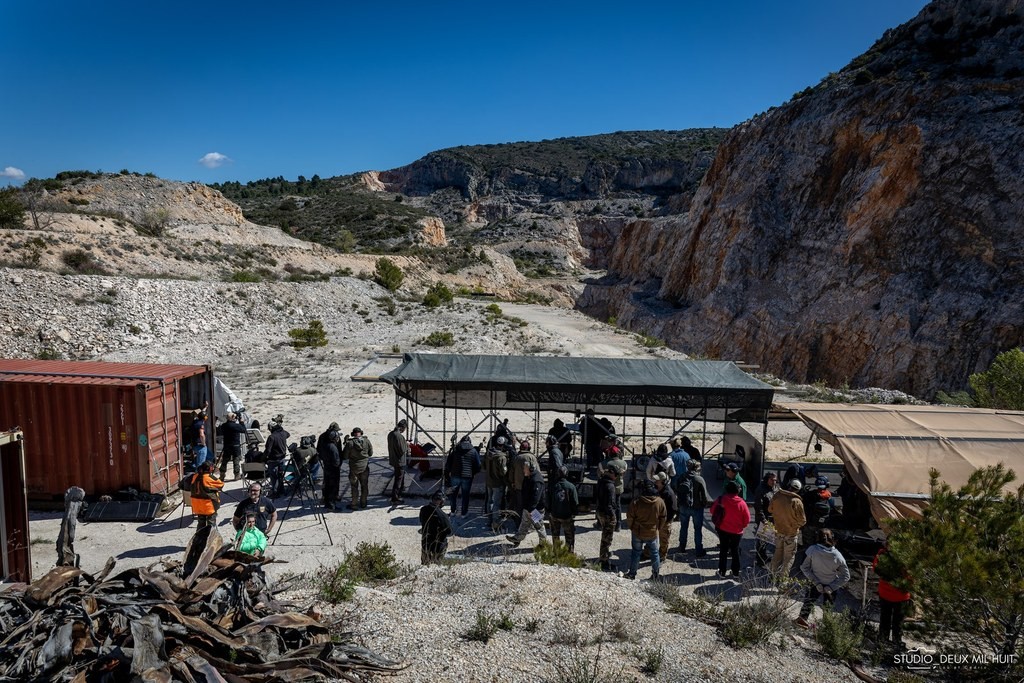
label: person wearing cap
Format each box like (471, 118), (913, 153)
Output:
(232, 482), (278, 536)
(626, 479), (667, 580)
(263, 419), (290, 497)
(233, 511), (268, 557)
(387, 419), (410, 503)
(799, 475), (835, 559)
(343, 427), (374, 510)
(768, 478), (806, 579)
(189, 461), (224, 529)
(506, 460), (547, 547)
(318, 426), (342, 510)
(753, 471), (780, 568)
(548, 466), (579, 553)
(648, 443), (676, 483)
(598, 444), (628, 528)
(217, 412), (248, 480)
(419, 490), (453, 564)
(295, 435), (319, 483)
(723, 462), (747, 500)
(484, 438), (509, 533)
(596, 463), (621, 571)
(508, 441), (538, 518)
(653, 472), (677, 563)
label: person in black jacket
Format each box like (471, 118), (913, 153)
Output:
(596, 464), (621, 571)
(419, 491), (453, 564)
(444, 436), (480, 517)
(263, 420), (290, 497)
(318, 428), (342, 510)
(217, 412), (248, 480)
(506, 461), (547, 547)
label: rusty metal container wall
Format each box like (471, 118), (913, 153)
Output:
(142, 380), (184, 493)
(0, 382), (142, 499)
(0, 360), (213, 500)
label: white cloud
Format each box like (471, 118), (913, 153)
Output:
(1, 166), (25, 180)
(198, 152), (231, 169)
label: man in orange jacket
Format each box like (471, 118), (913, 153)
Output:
(190, 462), (224, 529)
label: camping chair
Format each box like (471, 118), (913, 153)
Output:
(178, 490), (192, 528)
(241, 462), (269, 490)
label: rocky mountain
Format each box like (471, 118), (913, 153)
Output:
(578, 0), (1024, 398)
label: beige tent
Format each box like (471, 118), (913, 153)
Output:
(784, 403), (1024, 522)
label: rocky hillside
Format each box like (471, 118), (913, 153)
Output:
(215, 130), (725, 277)
(579, 0), (1024, 398)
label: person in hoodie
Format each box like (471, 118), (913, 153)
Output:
(711, 480), (751, 578)
(768, 478), (806, 579)
(648, 443), (676, 482)
(506, 460), (547, 547)
(547, 418), (573, 458)
(445, 435), (480, 517)
(794, 528), (850, 628)
(548, 466), (579, 552)
(626, 479), (667, 580)
(653, 472), (677, 563)
(419, 490), (453, 565)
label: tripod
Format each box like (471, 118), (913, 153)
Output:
(271, 464), (334, 546)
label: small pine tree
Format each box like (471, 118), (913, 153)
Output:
(0, 187), (25, 229)
(887, 465), (1024, 671)
(374, 258), (404, 292)
(288, 319), (328, 348)
(969, 348), (1024, 410)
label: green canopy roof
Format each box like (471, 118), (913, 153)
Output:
(380, 354), (774, 422)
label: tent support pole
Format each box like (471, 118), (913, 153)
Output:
(760, 421), (768, 484)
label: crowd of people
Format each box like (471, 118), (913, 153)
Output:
(178, 406), (905, 649)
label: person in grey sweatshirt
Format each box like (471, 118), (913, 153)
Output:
(794, 528), (851, 628)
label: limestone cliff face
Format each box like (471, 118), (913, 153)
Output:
(581, 0), (1024, 397)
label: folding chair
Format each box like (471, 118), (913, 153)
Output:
(178, 490), (192, 528)
(241, 462), (269, 489)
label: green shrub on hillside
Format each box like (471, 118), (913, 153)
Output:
(374, 258), (404, 292)
(423, 282), (454, 309)
(288, 319), (328, 348)
(968, 348), (1024, 410)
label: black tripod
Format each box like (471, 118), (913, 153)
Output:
(271, 464), (333, 546)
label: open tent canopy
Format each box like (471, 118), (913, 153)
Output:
(784, 402), (1024, 523)
(380, 354), (774, 422)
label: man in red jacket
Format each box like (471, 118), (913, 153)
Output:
(711, 480), (751, 577)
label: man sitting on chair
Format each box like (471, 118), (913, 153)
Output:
(232, 483), (277, 537)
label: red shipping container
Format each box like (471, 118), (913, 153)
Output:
(0, 360), (215, 503)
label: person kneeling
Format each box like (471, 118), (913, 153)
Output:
(234, 512), (268, 558)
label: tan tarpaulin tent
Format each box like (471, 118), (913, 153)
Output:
(784, 403), (1024, 522)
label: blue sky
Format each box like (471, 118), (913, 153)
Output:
(0, 0), (929, 186)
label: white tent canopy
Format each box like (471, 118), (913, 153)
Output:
(784, 403), (1024, 522)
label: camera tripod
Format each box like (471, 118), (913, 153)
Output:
(271, 466), (334, 546)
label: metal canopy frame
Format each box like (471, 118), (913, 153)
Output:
(383, 355), (775, 493)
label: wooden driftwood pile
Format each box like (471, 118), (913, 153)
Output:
(0, 528), (404, 682)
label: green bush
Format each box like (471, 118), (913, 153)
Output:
(61, 249), (107, 275)
(635, 644), (664, 677)
(814, 608), (864, 663)
(315, 541), (402, 604)
(288, 319), (328, 348)
(463, 609), (499, 643)
(421, 331), (454, 347)
(717, 598), (790, 648)
(229, 270), (261, 283)
(533, 539), (584, 568)
(374, 257), (404, 292)
(968, 348), (1024, 409)
(423, 282), (454, 308)
(645, 581), (723, 623)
